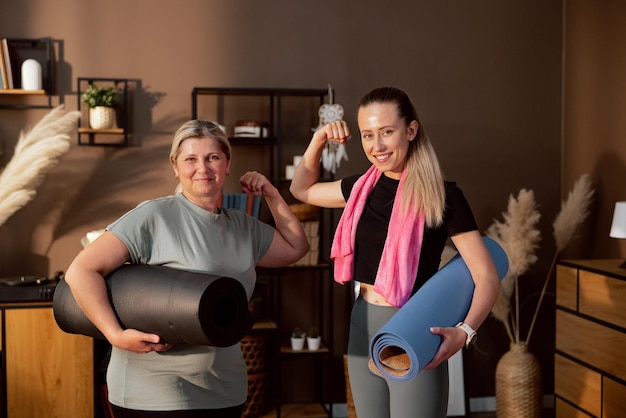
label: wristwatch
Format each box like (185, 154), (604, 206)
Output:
(455, 322), (477, 348)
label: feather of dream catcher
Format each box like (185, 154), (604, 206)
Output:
(314, 85), (348, 174)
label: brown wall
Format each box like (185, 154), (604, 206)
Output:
(0, 0), (578, 405)
(562, 0), (626, 261)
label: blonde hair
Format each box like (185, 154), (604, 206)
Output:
(169, 120), (231, 194)
(359, 87), (445, 227)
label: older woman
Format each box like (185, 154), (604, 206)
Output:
(65, 119), (309, 418)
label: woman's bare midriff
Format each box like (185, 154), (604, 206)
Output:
(359, 282), (393, 306)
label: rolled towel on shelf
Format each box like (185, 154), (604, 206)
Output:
(368, 236), (509, 381)
(53, 264), (254, 347)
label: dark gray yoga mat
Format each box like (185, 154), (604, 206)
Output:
(53, 264), (254, 347)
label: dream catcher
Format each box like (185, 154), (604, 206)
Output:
(314, 85), (348, 174)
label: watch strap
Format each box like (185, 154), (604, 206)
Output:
(455, 322), (477, 348)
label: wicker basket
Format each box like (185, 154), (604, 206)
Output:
(495, 342), (543, 418)
(288, 203), (319, 221)
(241, 334), (270, 374)
(242, 372), (269, 418)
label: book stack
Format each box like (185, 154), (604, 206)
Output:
(291, 220), (320, 266)
(0, 38), (14, 89)
(219, 193), (262, 218)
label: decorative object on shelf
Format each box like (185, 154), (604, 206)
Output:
(609, 201), (626, 268)
(77, 78), (131, 146)
(291, 327), (305, 351)
(314, 84), (348, 174)
(285, 155), (302, 180)
(20, 58), (42, 90)
(289, 202), (320, 266)
(82, 82), (119, 130)
(0, 105), (80, 227)
(486, 174), (594, 417)
(307, 326), (321, 350)
(234, 120), (268, 138)
(80, 229), (105, 248)
(288, 203), (319, 222)
(1, 38), (14, 89)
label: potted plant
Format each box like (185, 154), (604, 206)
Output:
(307, 326), (321, 350)
(290, 327), (305, 351)
(82, 82), (119, 130)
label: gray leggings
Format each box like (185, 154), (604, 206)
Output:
(347, 295), (449, 418)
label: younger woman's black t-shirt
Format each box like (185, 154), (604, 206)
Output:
(340, 173), (478, 294)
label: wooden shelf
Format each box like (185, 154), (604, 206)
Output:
(0, 37), (54, 108)
(280, 344), (330, 354)
(78, 127), (124, 135)
(252, 320), (278, 331)
(0, 89), (46, 95)
(77, 78), (131, 146)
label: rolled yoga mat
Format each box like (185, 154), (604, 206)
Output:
(368, 236), (508, 381)
(53, 264), (254, 347)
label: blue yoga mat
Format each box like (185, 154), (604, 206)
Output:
(368, 236), (508, 381)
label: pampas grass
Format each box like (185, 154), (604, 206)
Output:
(0, 105), (80, 227)
(486, 189), (541, 342)
(487, 174), (594, 344)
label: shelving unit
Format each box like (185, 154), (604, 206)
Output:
(0, 37), (54, 109)
(77, 77), (131, 146)
(191, 87), (335, 417)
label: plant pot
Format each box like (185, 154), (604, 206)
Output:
(89, 106), (116, 130)
(290, 337), (305, 351)
(307, 336), (321, 350)
(495, 342), (542, 418)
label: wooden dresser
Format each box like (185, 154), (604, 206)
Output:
(0, 302), (94, 418)
(555, 259), (626, 417)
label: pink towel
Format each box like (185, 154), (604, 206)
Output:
(331, 165), (425, 307)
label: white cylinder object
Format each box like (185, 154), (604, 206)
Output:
(21, 59), (42, 90)
(285, 164), (295, 180)
(610, 201), (626, 239)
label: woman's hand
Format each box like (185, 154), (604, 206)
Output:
(422, 325), (466, 370)
(108, 328), (174, 354)
(240, 171), (278, 198)
(313, 120), (351, 145)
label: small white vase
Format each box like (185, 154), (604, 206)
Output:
(307, 336), (321, 350)
(21, 59), (42, 90)
(290, 337), (305, 351)
(89, 106), (116, 130)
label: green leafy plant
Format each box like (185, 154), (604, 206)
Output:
(82, 83), (119, 108)
(307, 326), (319, 339)
(292, 327), (305, 338)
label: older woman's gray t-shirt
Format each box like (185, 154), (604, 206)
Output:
(105, 193), (274, 411)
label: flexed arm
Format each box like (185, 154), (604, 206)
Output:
(289, 121), (350, 208)
(240, 171), (309, 267)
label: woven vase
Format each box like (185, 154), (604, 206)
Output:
(89, 106), (115, 130)
(495, 342), (542, 418)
